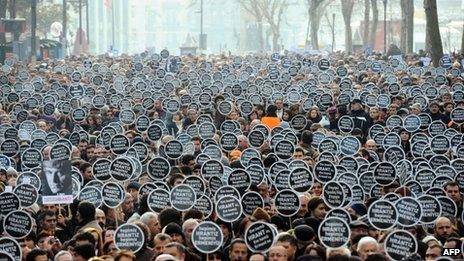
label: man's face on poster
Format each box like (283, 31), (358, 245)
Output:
(44, 162), (66, 194)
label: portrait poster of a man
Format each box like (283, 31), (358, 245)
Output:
(41, 159), (73, 204)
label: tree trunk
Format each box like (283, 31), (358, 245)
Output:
(272, 28), (280, 52)
(8, 0), (16, 18)
(341, 0), (354, 53)
(362, 0), (370, 47)
(0, 0), (7, 63)
(369, 0), (378, 49)
(400, 0), (414, 53)
(424, 0), (443, 67)
(461, 24), (464, 54)
(310, 8), (320, 50)
(257, 19), (264, 50)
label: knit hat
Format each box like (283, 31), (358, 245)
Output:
(73, 243), (95, 260)
(350, 203), (367, 216)
(163, 222), (184, 237)
(294, 225), (315, 242)
(304, 217), (321, 234)
(252, 208), (271, 222)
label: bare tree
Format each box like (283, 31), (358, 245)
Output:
(362, 0), (370, 47)
(307, 0), (322, 50)
(259, 0), (288, 52)
(369, 0), (378, 48)
(461, 24), (464, 54)
(424, 0), (443, 66)
(341, 0), (355, 53)
(400, 0), (414, 53)
(0, 0), (6, 62)
(239, 0), (265, 50)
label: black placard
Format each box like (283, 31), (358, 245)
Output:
(147, 157), (171, 180)
(0, 237), (22, 261)
(191, 221), (223, 254)
(384, 230), (417, 261)
(368, 200), (398, 230)
(241, 191), (264, 216)
(79, 186), (103, 209)
(314, 160), (337, 183)
(2, 210), (33, 239)
(13, 183), (38, 208)
(102, 182), (125, 208)
(288, 167), (313, 193)
(92, 158), (112, 181)
(274, 189), (300, 217)
(318, 217), (350, 248)
(220, 132), (238, 152)
(164, 140), (183, 160)
(373, 162), (396, 186)
(395, 197), (422, 227)
(170, 184), (196, 211)
(114, 223), (145, 253)
(227, 169), (251, 195)
(215, 195), (242, 222)
(110, 157), (134, 181)
(148, 189), (171, 213)
(418, 194), (442, 224)
(244, 221), (275, 253)
(0, 192), (20, 216)
(323, 181), (345, 208)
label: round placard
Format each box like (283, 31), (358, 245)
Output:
(191, 221), (223, 254)
(114, 223), (145, 253)
(318, 217), (350, 249)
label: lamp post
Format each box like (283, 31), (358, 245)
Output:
(383, 0), (387, 54)
(332, 13), (335, 52)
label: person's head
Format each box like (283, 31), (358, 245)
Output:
(429, 102), (440, 114)
(95, 208), (106, 226)
(425, 244), (442, 261)
(114, 250), (136, 261)
(54, 250), (73, 261)
(163, 222), (185, 244)
(311, 182), (322, 196)
(42, 159), (71, 194)
(77, 201), (96, 223)
(229, 238), (249, 261)
(73, 243), (96, 261)
(298, 194), (310, 216)
(305, 243), (326, 260)
(249, 252), (267, 261)
(153, 233), (172, 257)
(140, 212), (161, 238)
(275, 233), (298, 261)
(163, 242), (186, 261)
(365, 139), (377, 151)
(444, 181), (461, 204)
(158, 208), (182, 228)
(39, 210), (57, 231)
(326, 247), (350, 259)
(307, 197), (326, 220)
(122, 193), (134, 216)
(182, 218), (199, 245)
(293, 147), (305, 160)
(268, 245), (287, 261)
(369, 107), (380, 120)
(25, 249), (48, 261)
(75, 231), (97, 248)
(444, 237), (462, 253)
(435, 217), (454, 239)
(275, 99), (284, 110)
(357, 236), (379, 260)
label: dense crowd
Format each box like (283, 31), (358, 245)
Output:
(0, 48), (464, 261)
